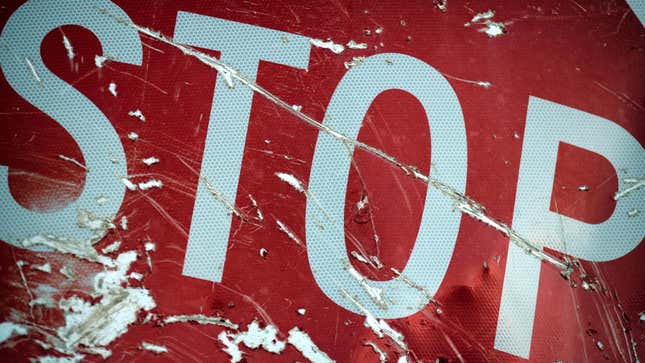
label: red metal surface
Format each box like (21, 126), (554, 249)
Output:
(1, 1), (643, 362)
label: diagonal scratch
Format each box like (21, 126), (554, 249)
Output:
(100, 8), (571, 274)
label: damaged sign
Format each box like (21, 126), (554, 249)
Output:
(1, 0), (644, 362)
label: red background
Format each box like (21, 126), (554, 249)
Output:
(1, 1), (644, 362)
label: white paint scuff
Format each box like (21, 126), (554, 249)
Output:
(614, 177), (645, 200)
(138, 179), (163, 190)
(22, 234), (113, 267)
(287, 327), (335, 363)
(120, 216), (128, 231)
(32, 262), (52, 273)
(25, 57), (43, 85)
(121, 177), (137, 191)
(127, 132), (138, 141)
(108, 82), (117, 96)
(464, 10), (506, 38)
(95, 55), (109, 68)
(0, 322), (28, 343)
(310, 38), (345, 54)
(62, 35), (74, 61)
(275, 172), (305, 193)
(341, 289), (408, 353)
(346, 40), (368, 49)
(102, 7), (571, 274)
(58, 155), (86, 170)
(364, 341), (387, 363)
(346, 263), (387, 309)
(140, 341), (168, 354)
(218, 320), (286, 363)
(34, 354), (85, 363)
(128, 109), (146, 122)
(142, 157), (160, 166)
(101, 240), (121, 254)
(344, 56), (365, 69)
(276, 220), (303, 246)
(164, 314), (238, 329)
(55, 251), (156, 354)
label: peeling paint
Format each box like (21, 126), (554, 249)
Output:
(465, 10), (506, 38)
(163, 314), (238, 329)
(346, 40), (368, 49)
(142, 156), (160, 166)
(287, 327), (335, 363)
(310, 38), (345, 54)
(108, 82), (117, 96)
(364, 341), (387, 363)
(138, 179), (163, 190)
(140, 341), (168, 354)
(128, 109), (146, 122)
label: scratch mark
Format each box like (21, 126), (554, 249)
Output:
(594, 80), (645, 111)
(614, 177), (645, 200)
(57, 154), (87, 171)
(101, 8), (571, 274)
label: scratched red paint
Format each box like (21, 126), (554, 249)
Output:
(0, 1), (644, 362)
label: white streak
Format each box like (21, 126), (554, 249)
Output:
(275, 172), (305, 193)
(141, 341), (168, 354)
(58, 154), (87, 170)
(276, 220), (302, 246)
(346, 263), (387, 309)
(127, 132), (138, 141)
(0, 322), (28, 343)
(344, 56), (365, 69)
(128, 109), (146, 122)
(346, 40), (368, 49)
(465, 10), (506, 38)
(142, 157), (160, 166)
(121, 177), (137, 191)
(25, 57), (42, 85)
(310, 38), (345, 54)
(138, 179), (163, 190)
(33, 262), (52, 273)
(94, 55), (109, 68)
(287, 327), (334, 363)
(120, 216), (128, 230)
(364, 341), (387, 363)
(34, 354), (85, 363)
(101, 240), (121, 254)
(62, 35), (74, 61)
(614, 177), (645, 200)
(164, 314), (238, 329)
(108, 82), (117, 96)
(218, 320), (286, 363)
(341, 289), (408, 352)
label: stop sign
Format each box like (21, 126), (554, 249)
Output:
(0, 1), (644, 362)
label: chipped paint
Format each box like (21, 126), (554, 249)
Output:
(142, 156), (160, 166)
(140, 341), (168, 354)
(128, 109), (146, 122)
(310, 38), (345, 54)
(346, 40), (368, 49)
(465, 10), (506, 38)
(138, 179), (163, 190)
(163, 314), (238, 329)
(364, 341), (388, 363)
(108, 82), (117, 96)
(287, 327), (335, 363)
